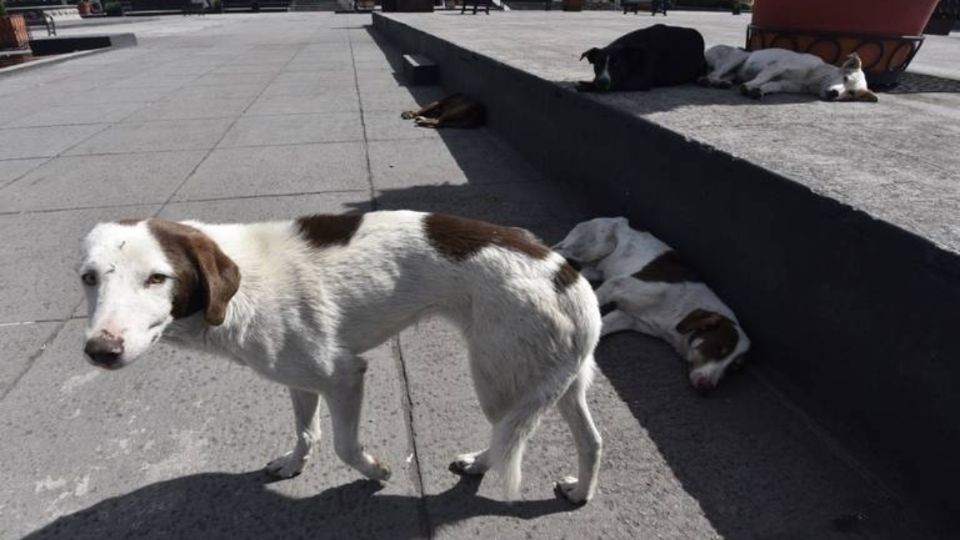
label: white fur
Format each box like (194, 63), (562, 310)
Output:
(701, 45), (878, 102)
(554, 217), (750, 390)
(79, 211), (603, 504)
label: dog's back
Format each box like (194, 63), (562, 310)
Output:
(609, 24), (706, 85)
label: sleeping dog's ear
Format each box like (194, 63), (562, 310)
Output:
(148, 220), (240, 326)
(676, 308), (726, 335)
(854, 88), (879, 103)
(580, 48), (601, 64)
(841, 52), (863, 72)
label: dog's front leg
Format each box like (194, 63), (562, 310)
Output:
(266, 388), (321, 478)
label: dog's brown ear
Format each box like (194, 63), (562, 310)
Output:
(580, 48), (600, 64)
(676, 309), (725, 334)
(191, 234), (240, 325)
(148, 220), (240, 326)
(841, 53), (862, 71)
(855, 88), (879, 102)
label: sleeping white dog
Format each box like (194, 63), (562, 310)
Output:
(554, 217), (750, 392)
(699, 44), (879, 102)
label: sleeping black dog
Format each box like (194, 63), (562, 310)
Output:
(579, 24), (706, 92)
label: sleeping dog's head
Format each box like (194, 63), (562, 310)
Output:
(675, 308), (750, 392)
(580, 46), (649, 92)
(821, 53), (878, 102)
(552, 217), (629, 263)
(78, 219), (240, 370)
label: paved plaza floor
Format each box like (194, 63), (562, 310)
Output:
(0, 13), (944, 539)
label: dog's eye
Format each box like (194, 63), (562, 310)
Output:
(81, 272), (97, 286)
(146, 274), (168, 286)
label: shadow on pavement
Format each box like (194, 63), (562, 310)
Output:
(23, 472), (575, 540)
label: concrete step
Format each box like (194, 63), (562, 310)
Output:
(289, 0), (344, 10)
(373, 11), (960, 535)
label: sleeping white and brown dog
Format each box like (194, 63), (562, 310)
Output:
(78, 212), (602, 504)
(553, 217), (750, 392)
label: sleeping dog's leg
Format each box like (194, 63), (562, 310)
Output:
(758, 80), (806, 97)
(401, 99), (444, 120)
(600, 309), (636, 337)
(266, 388), (322, 478)
(324, 357), (393, 481)
(740, 65), (786, 99)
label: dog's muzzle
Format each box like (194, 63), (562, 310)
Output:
(84, 333), (125, 369)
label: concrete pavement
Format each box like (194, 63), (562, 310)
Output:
(0, 13), (938, 539)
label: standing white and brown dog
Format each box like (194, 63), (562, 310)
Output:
(79, 211), (602, 504)
(554, 217), (750, 392)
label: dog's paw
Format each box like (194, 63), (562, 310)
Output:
(363, 460), (392, 482)
(713, 79), (733, 89)
(400, 111), (416, 119)
(265, 452), (308, 479)
(554, 476), (590, 506)
(448, 453), (488, 477)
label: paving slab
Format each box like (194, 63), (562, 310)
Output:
(172, 143), (370, 202)
(65, 118), (235, 156)
(218, 112), (364, 148)
(0, 158), (46, 190)
(0, 321), (62, 397)
(0, 125), (107, 160)
(0, 151), (207, 213)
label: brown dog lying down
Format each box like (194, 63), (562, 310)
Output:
(401, 93), (485, 129)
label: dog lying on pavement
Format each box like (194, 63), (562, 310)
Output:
(79, 212), (602, 504)
(401, 93), (485, 128)
(579, 24), (706, 92)
(554, 217), (750, 392)
(700, 45), (879, 102)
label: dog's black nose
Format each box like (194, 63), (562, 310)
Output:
(84, 335), (124, 369)
(825, 89), (840, 99)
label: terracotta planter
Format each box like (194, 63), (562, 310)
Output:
(748, 0), (941, 86)
(0, 14), (29, 51)
(562, 0), (583, 11)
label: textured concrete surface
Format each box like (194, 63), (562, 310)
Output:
(378, 11), (960, 255)
(0, 13), (942, 540)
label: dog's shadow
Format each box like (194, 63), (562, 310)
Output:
(23, 472), (575, 540)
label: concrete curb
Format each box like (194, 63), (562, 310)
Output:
(0, 48), (109, 79)
(373, 11), (960, 527)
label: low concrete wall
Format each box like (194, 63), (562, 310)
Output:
(374, 12), (960, 525)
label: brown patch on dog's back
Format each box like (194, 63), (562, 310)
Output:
(115, 218), (142, 226)
(296, 214), (363, 249)
(633, 250), (701, 283)
(676, 308), (739, 360)
(553, 262), (581, 292)
(425, 213), (549, 262)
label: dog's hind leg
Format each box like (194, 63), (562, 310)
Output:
(266, 388), (322, 478)
(555, 360), (602, 505)
(759, 80), (805, 97)
(324, 358), (392, 481)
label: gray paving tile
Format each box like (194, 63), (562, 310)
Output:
(0, 321), (60, 396)
(122, 97), (255, 122)
(260, 81), (358, 98)
(173, 142), (368, 201)
(65, 118), (234, 155)
(4, 103), (146, 128)
(160, 191), (371, 223)
(0, 125), (106, 160)
(368, 136), (544, 190)
(218, 112), (363, 148)
(0, 158), (46, 190)
(0, 204), (160, 322)
(0, 320), (420, 539)
(0, 151), (207, 212)
(244, 94), (359, 116)
(192, 72), (278, 87)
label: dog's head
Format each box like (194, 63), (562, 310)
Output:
(78, 219), (240, 370)
(553, 217), (628, 263)
(675, 308), (750, 392)
(821, 53), (878, 102)
(580, 46), (649, 92)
